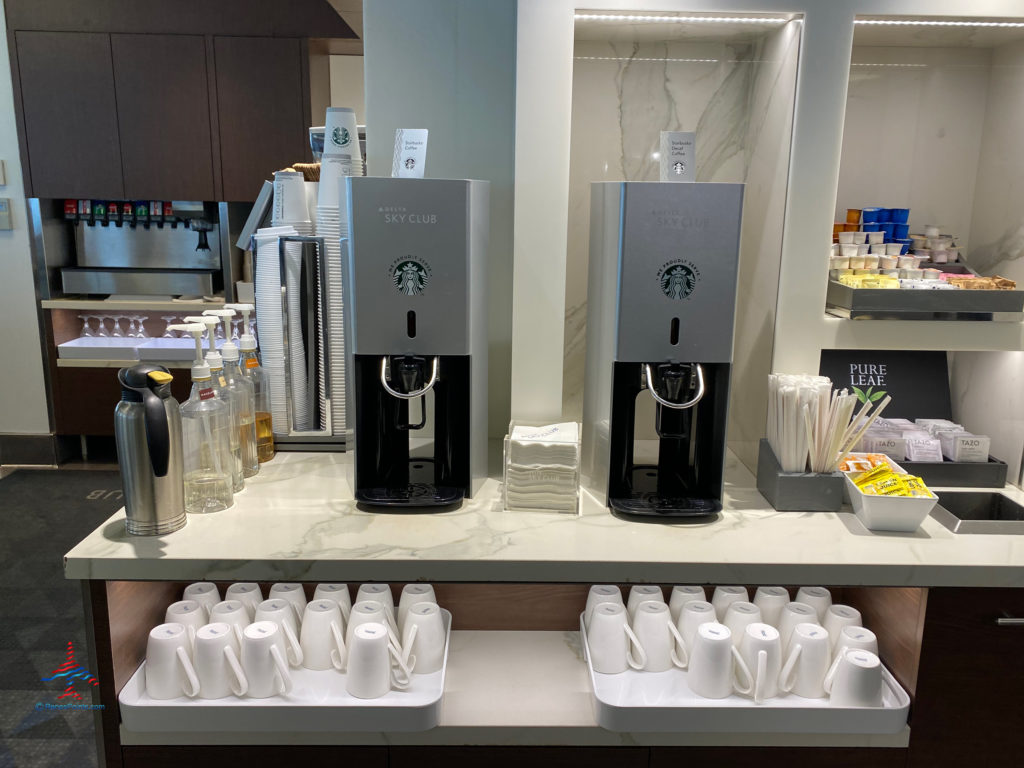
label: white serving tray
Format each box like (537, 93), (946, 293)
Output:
(580, 615), (909, 734)
(136, 338), (201, 361)
(57, 337), (140, 360)
(120, 610), (450, 733)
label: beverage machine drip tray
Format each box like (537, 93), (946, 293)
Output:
(931, 492), (1024, 535)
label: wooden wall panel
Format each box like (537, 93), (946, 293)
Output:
(844, 587), (927, 697)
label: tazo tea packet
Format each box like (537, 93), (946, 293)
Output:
(862, 433), (907, 461)
(906, 436), (943, 462)
(941, 433), (991, 463)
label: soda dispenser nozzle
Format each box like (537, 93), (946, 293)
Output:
(168, 323), (209, 381)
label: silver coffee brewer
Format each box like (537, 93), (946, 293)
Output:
(344, 177), (489, 508)
(114, 364), (186, 535)
(582, 182), (743, 519)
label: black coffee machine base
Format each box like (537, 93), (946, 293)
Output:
(355, 485), (465, 508)
(608, 465), (721, 519)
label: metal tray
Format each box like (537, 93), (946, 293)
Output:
(119, 610), (450, 733)
(581, 615), (910, 734)
(900, 457), (1008, 489)
(826, 280), (1024, 320)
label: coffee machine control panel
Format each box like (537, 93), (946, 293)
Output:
(595, 182), (743, 364)
(346, 177), (489, 356)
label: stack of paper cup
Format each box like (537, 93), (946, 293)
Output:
(253, 225), (296, 435)
(313, 107), (363, 435)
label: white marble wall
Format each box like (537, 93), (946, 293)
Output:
(836, 46), (992, 246)
(950, 41), (1024, 485)
(563, 21), (800, 469)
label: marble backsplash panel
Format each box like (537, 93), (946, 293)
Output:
(564, 24), (800, 470)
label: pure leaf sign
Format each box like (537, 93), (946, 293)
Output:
(851, 385), (887, 404)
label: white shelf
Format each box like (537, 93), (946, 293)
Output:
(821, 315), (1024, 352)
(56, 358), (191, 369)
(42, 298), (225, 311)
(118, 630), (910, 748)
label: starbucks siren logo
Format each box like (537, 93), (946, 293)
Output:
(391, 257), (431, 296)
(331, 126), (351, 148)
(657, 259), (701, 300)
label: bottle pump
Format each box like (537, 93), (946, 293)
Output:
(171, 322), (234, 514)
(225, 303), (274, 463)
(205, 308), (258, 478)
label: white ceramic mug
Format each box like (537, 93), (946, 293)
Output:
(687, 623), (753, 700)
(668, 586), (706, 622)
(300, 599), (346, 671)
(678, 600), (717, 653)
(347, 599), (402, 651)
(314, 583), (352, 621)
(832, 626), (879, 661)
(241, 621), (292, 698)
(739, 622), (782, 704)
(822, 604), (863, 648)
(586, 602), (646, 674)
(778, 601), (818, 652)
(723, 601), (762, 647)
(164, 600), (206, 648)
(795, 587), (832, 621)
(194, 622), (247, 699)
(182, 582), (220, 618)
(208, 600), (250, 645)
(398, 584), (437, 631)
(631, 601), (687, 672)
(268, 583), (307, 626)
(626, 585), (663, 618)
(224, 583), (263, 616)
(401, 602), (445, 674)
(752, 587), (790, 627)
(585, 585), (624, 628)
(253, 598), (303, 667)
(356, 584), (395, 616)
(345, 623), (413, 699)
(711, 586), (749, 620)
(824, 648), (884, 707)
(780, 623), (832, 699)
(145, 623), (200, 700)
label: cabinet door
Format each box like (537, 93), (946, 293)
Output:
(214, 36), (307, 201)
(111, 34), (215, 200)
(15, 31), (124, 199)
(909, 587), (1024, 766)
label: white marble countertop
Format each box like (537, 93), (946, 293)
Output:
(65, 451), (1024, 586)
(118, 630), (909, 748)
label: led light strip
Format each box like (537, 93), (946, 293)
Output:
(855, 19), (1024, 27)
(574, 13), (786, 24)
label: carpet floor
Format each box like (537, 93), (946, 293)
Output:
(0, 469), (124, 768)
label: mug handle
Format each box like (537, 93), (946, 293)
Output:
(231, 622), (245, 648)
(667, 621), (688, 669)
(269, 643), (293, 696)
(753, 649), (767, 705)
(623, 624), (647, 670)
(401, 623), (419, 667)
(387, 641), (414, 690)
(730, 646), (754, 696)
(280, 622), (304, 668)
(223, 645), (248, 697)
(824, 647), (846, 694)
(175, 646), (200, 698)
(779, 644), (802, 693)
(329, 620), (347, 671)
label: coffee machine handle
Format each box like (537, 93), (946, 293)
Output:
(118, 367), (173, 478)
(380, 356), (440, 400)
(644, 363), (705, 410)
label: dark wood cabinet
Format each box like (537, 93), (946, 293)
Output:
(15, 31), (124, 199)
(908, 587), (1024, 766)
(214, 36), (308, 201)
(110, 34), (216, 200)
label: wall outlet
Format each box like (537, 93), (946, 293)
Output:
(0, 198), (12, 230)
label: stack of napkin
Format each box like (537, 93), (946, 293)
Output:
(504, 422), (580, 513)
